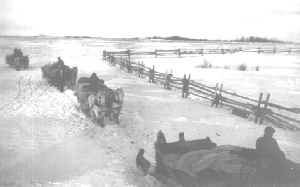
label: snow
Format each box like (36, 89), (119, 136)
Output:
(0, 37), (300, 186)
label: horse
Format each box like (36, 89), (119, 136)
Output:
(104, 87), (124, 124)
(88, 89), (107, 127)
(61, 66), (78, 90)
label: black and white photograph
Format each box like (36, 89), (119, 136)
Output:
(0, 0), (300, 186)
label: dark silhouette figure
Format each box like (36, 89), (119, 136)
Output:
(13, 48), (24, 57)
(57, 57), (64, 68)
(89, 73), (100, 90)
(256, 126), (286, 182)
(136, 149), (151, 176)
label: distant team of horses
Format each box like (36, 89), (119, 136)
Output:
(5, 48), (29, 71)
(5, 48), (124, 127)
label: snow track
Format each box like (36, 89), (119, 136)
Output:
(0, 76), (34, 116)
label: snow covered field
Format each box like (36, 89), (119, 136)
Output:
(0, 37), (300, 186)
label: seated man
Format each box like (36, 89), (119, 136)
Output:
(13, 48), (18, 56)
(17, 48), (23, 57)
(89, 73), (100, 90)
(256, 126), (286, 182)
(57, 57), (64, 68)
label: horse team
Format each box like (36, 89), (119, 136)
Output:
(5, 48), (29, 71)
(74, 74), (124, 127)
(5, 48), (124, 127)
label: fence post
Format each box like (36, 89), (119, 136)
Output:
(217, 84), (223, 108)
(155, 49), (157, 58)
(273, 47), (276, 54)
(187, 74), (190, 98)
(112, 54), (115, 65)
(181, 74), (186, 98)
(178, 49), (181, 58)
(167, 69), (173, 90)
(129, 59), (132, 73)
(141, 61), (144, 77)
(149, 66), (155, 83)
(152, 66), (155, 83)
(239, 47), (242, 52)
(260, 93), (270, 124)
(120, 57), (123, 69)
(211, 83), (219, 107)
(123, 58), (126, 69)
(138, 61), (140, 77)
(103, 49), (106, 59)
(128, 49), (131, 61)
(127, 59), (132, 73)
(289, 48), (291, 54)
(258, 47), (261, 54)
(201, 48), (203, 56)
(181, 74), (190, 98)
(164, 69), (168, 89)
(255, 93), (263, 123)
(221, 49), (224, 55)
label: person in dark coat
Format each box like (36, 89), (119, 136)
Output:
(57, 57), (64, 68)
(13, 48), (18, 56)
(256, 126), (287, 182)
(89, 73), (100, 90)
(256, 126), (285, 161)
(18, 48), (23, 57)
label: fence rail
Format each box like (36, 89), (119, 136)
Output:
(104, 51), (300, 132)
(103, 47), (300, 59)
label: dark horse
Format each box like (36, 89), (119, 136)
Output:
(104, 87), (124, 124)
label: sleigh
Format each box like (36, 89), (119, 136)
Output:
(73, 77), (106, 116)
(41, 62), (78, 92)
(5, 54), (29, 70)
(151, 131), (300, 187)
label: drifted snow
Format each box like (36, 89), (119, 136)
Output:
(0, 37), (300, 187)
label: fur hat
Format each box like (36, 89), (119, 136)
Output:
(265, 126), (275, 134)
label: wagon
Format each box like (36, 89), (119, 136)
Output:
(41, 62), (78, 92)
(152, 131), (300, 187)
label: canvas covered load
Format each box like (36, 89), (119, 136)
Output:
(159, 145), (254, 179)
(154, 131), (300, 187)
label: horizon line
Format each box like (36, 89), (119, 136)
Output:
(0, 35), (298, 44)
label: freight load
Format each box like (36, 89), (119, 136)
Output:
(5, 48), (29, 70)
(41, 57), (78, 92)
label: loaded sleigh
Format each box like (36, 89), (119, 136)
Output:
(146, 130), (300, 187)
(73, 73), (124, 127)
(41, 61), (78, 92)
(5, 48), (29, 70)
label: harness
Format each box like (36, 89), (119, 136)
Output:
(106, 89), (123, 112)
(90, 94), (107, 114)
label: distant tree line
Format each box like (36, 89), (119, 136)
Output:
(231, 36), (284, 43)
(147, 36), (287, 43)
(147, 36), (211, 41)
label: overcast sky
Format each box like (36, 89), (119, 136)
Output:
(1, 0), (300, 42)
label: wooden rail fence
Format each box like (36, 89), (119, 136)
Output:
(104, 52), (300, 132)
(103, 47), (300, 59)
